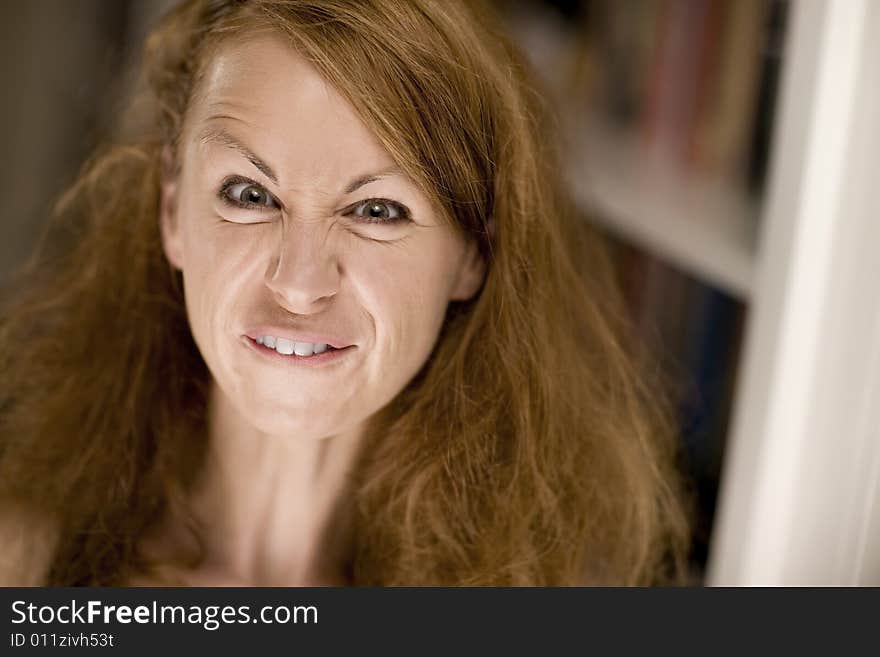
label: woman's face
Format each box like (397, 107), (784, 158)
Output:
(160, 35), (485, 439)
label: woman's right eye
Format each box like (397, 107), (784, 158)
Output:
(219, 178), (279, 210)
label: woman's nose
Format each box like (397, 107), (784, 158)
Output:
(264, 221), (340, 314)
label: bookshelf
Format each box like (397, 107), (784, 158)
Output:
(503, 0), (880, 584)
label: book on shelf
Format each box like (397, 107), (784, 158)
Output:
(642, 0), (720, 167)
(691, 0), (767, 180)
(578, 0), (788, 196)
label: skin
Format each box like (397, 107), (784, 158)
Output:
(156, 35), (485, 585)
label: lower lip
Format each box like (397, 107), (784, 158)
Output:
(242, 336), (356, 367)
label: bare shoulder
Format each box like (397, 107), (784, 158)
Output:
(0, 502), (58, 586)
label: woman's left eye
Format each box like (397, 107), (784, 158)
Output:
(347, 199), (411, 225)
(220, 179), (279, 209)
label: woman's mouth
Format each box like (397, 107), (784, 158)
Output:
(256, 335), (335, 357)
(244, 335), (355, 366)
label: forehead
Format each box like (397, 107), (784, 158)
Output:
(185, 35), (395, 173)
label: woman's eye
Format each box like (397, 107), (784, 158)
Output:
(220, 180), (279, 209)
(348, 199), (411, 225)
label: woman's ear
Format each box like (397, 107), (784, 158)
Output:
(159, 145), (184, 270)
(450, 237), (488, 302)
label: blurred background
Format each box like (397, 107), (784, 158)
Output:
(2, 0), (877, 585)
(0, 0), (175, 283)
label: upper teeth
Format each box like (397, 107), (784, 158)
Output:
(256, 335), (329, 356)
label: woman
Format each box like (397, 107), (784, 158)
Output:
(0, 0), (690, 586)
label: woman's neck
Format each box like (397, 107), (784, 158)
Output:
(176, 382), (365, 585)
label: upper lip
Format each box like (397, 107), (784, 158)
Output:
(244, 328), (355, 350)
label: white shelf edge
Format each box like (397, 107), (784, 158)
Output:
(565, 123), (759, 301)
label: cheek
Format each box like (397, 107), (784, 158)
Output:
(177, 210), (265, 343)
(361, 241), (460, 359)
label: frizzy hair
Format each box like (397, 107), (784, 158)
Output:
(0, 0), (691, 585)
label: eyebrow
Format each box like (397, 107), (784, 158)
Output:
(198, 125), (279, 184)
(197, 124), (406, 195)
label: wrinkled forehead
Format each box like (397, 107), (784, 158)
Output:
(184, 36), (387, 163)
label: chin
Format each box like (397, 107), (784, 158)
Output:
(246, 403), (356, 441)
